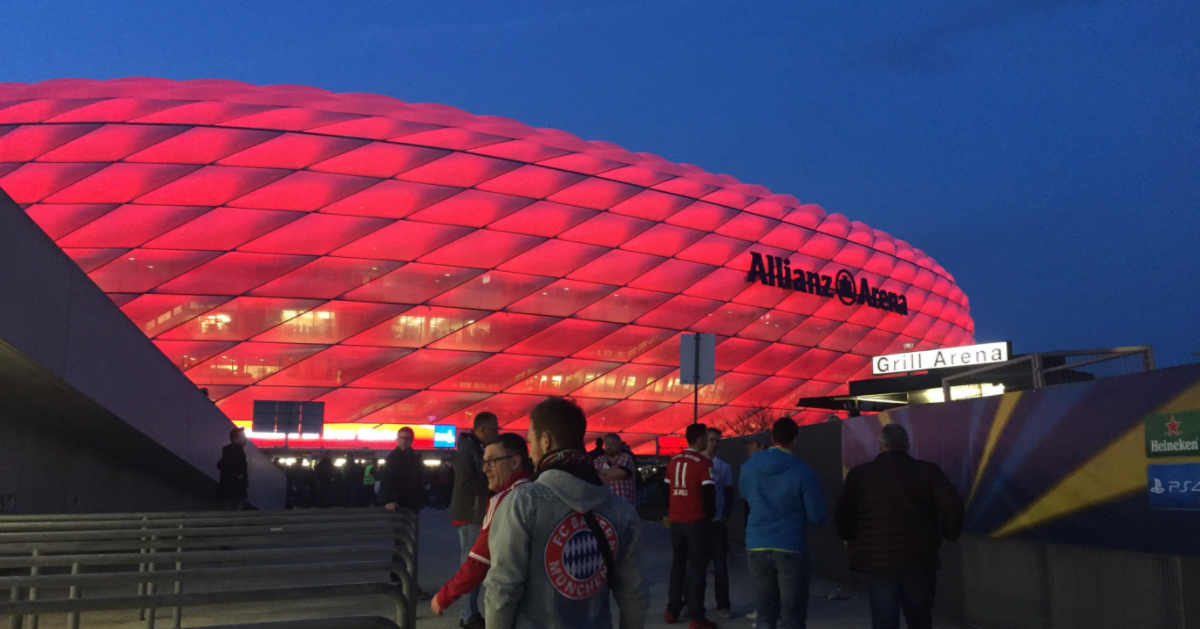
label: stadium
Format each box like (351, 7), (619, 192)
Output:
(0, 78), (975, 453)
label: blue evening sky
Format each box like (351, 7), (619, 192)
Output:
(4, 0), (1197, 367)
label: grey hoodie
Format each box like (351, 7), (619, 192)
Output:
(484, 469), (649, 629)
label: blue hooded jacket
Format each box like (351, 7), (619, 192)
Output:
(739, 446), (828, 553)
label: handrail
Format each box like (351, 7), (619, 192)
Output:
(0, 512), (416, 532)
(0, 509), (420, 629)
(0, 583), (408, 623)
(190, 617), (401, 629)
(0, 529), (416, 555)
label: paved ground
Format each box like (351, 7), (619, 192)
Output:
(415, 508), (966, 629)
(6, 508), (965, 629)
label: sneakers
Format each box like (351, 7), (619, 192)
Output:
(746, 611), (757, 620)
(460, 615), (484, 629)
(664, 609), (679, 625)
(716, 608), (733, 619)
(687, 619), (718, 629)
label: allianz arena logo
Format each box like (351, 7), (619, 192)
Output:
(745, 251), (910, 315)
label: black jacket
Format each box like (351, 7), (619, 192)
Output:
(835, 450), (965, 574)
(449, 432), (490, 524)
(217, 443), (248, 500)
(379, 447), (425, 510)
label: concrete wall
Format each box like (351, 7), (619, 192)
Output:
(0, 190), (284, 511)
(0, 409), (217, 514)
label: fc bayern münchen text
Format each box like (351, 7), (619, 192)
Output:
(745, 251), (909, 315)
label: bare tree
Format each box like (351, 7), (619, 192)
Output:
(715, 406), (777, 437)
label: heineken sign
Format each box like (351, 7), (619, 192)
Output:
(1145, 410), (1200, 458)
(745, 251), (909, 315)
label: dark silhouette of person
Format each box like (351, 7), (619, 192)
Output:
(342, 453), (366, 507)
(836, 423), (964, 629)
(380, 427), (426, 512)
(217, 428), (249, 510)
(314, 452), (336, 508)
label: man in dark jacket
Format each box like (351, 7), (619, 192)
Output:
(835, 423), (965, 629)
(217, 428), (249, 510)
(450, 412), (499, 629)
(380, 428), (425, 511)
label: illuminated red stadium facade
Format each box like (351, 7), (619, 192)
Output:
(0, 78), (974, 452)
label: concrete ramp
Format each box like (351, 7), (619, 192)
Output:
(0, 189), (283, 512)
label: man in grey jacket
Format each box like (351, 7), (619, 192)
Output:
(485, 397), (649, 629)
(451, 412), (499, 629)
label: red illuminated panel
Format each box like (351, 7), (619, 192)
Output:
(25, 203), (116, 240)
(342, 263), (482, 304)
(506, 279), (615, 317)
(343, 306), (490, 348)
(360, 391), (492, 424)
(570, 363), (674, 400)
(89, 249), (220, 293)
(503, 319), (623, 357)
(252, 301), (407, 344)
(426, 272), (553, 311)
(238, 214), (390, 255)
(573, 326), (674, 362)
(313, 388), (418, 424)
(249, 258), (401, 300)
(121, 294), (230, 338)
(350, 349), (489, 390)
(427, 313), (556, 353)
(0, 79), (975, 445)
(430, 354), (559, 392)
(331, 220), (472, 261)
(187, 342), (327, 385)
(156, 297), (325, 342)
(261, 345), (411, 387)
(57, 205), (211, 249)
(145, 208), (302, 251)
(504, 358), (622, 397)
(155, 252), (315, 295)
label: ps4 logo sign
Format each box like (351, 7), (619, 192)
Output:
(745, 251), (909, 316)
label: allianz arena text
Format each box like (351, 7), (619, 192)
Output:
(0, 78), (975, 452)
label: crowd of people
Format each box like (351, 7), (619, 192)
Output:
(218, 397), (965, 629)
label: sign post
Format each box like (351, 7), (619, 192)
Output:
(680, 333), (715, 425)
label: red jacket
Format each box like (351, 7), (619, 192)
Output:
(434, 468), (531, 608)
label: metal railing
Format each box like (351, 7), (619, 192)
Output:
(0, 509), (418, 629)
(942, 346), (1155, 402)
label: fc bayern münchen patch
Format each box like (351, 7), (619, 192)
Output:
(544, 512), (619, 600)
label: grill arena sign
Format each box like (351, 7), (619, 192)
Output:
(871, 341), (1011, 375)
(745, 251), (910, 315)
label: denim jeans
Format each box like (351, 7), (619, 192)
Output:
(747, 550), (810, 629)
(710, 521), (730, 610)
(866, 571), (937, 629)
(668, 519), (713, 620)
(456, 523), (482, 622)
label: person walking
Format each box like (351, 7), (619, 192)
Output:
(450, 412), (499, 629)
(379, 427), (425, 512)
(739, 417), (827, 629)
(484, 396), (648, 629)
(433, 433), (533, 618)
(217, 428), (249, 510)
(703, 427), (734, 619)
(342, 454), (365, 507)
(594, 432), (638, 506)
(835, 423), (964, 629)
(664, 423), (718, 629)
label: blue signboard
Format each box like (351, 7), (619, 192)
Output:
(1147, 464), (1200, 511)
(433, 425), (457, 448)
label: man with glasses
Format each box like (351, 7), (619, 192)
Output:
(433, 433), (533, 618)
(450, 413), (500, 629)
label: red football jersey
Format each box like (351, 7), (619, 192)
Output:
(665, 449), (714, 523)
